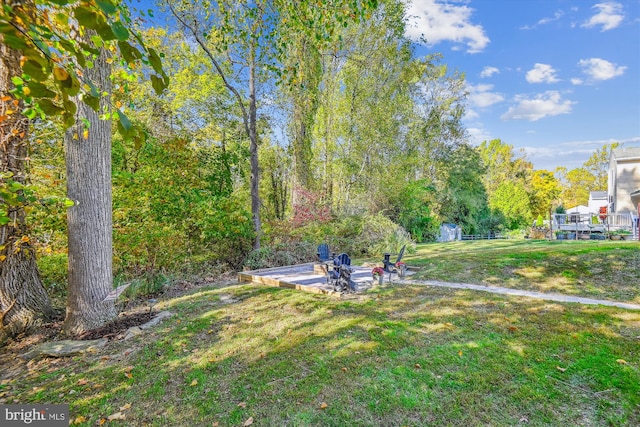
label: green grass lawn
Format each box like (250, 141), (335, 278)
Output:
(407, 240), (640, 303)
(1, 241), (639, 426)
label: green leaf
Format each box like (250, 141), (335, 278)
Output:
(82, 94), (100, 111)
(96, 23), (117, 41)
(118, 110), (132, 132)
(118, 41), (142, 64)
(48, 0), (71, 5)
(63, 99), (77, 117)
(96, 0), (117, 15)
(37, 99), (64, 116)
(2, 33), (28, 50)
(11, 76), (24, 86)
(150, 74), (165, 95)
(63, 198), (75, 207)
(111, 21), (129, 41)
(74, 6), (103, 30)
(26, 81), (56, 98)
(23, 59), (48, 81)
(63, 112), (75, 128)
(23, 108), (37, 119)
(146, 47), (163, 75)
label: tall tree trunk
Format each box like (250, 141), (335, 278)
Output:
(62, 43), (116, 334)
(248, 43), (261, 250)
(0, 12), (54, 335)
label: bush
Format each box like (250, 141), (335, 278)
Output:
(260, 213), (415, 268)
(36, 252), (67, 301)
(244, 241), (316, 270)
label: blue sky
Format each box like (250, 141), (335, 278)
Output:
(405, 0), (640, 171)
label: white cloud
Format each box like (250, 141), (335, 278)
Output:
(467, 83), (504, 107)
(405, 0), (490, 53)
(571, 77), (584, 85)
(466, 127), (493, 144)
(526, 63), (560, 84)
(582, 1), (624, 31)
(480, 66), (500, 78)
(578, 58), (626, 81)
(521, 10), (565, 30)
(501, 91), (575, 121)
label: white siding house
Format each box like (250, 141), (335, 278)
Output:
(607, 147), (640, 214)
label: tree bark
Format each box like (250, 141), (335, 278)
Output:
(62, 42), (116, 334)
(248, 43), (261, 250)
(0, 8), (54, 334)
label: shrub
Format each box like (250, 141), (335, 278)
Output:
(36, 252), (67, 301)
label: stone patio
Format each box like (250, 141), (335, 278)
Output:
(238, 262), (395, 294)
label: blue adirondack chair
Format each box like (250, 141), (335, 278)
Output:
(328, 253), (356, 293)
(317, 243), (332, 263)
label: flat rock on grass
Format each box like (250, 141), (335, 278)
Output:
(20, 338), (108, 360)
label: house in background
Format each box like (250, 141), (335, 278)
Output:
(588, 191), (607, 213)
(608, 147), (640, 214)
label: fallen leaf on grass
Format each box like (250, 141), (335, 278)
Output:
(119, 403), (132, 411)
(341, 367), (348, 372)
(508, 326), (518, 332)
(76, 378), (88, 386)
(458, 350), (463, 357)
(243, 417), (254, 426)
(616, 359), (628, 365)
(320, 402), (328, 409)
(71, 415), (86, 424)
(107, 411), (126, 421)
(414, 364), (421, 369)
(238, 402), (247, 408)
(556, 366), (566, 372)
(98, 418), (106, 425)
(190, 379), (198, 386)
(124, 372), (133, 379)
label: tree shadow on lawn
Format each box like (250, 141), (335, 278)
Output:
(4, 283), (639, 426)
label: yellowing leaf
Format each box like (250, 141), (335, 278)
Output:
(243, 417), (254, 426)
(23, 87), (31, 96)
(98, 419), (106, 425)
(124, 372), (133, 379)
(458, 350), (463, 357)
(616, 359), (628, 365)
(119, 403), (132, 411)
(190, 379), (198, 386)
(72, 415), (86, 424)
(82, 129), (89, 139)
(53, 67), (69, 81)
(556, 366), (566, 372)
(76, 378), (88, 386)
(341, 367), (348, 372)
(107, 412), (126, 421)
(320, 402), (328, 409)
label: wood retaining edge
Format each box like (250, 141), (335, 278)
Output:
(237, 271), (335, 296)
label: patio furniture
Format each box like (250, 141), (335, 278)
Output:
(326, 253), (356, 293)
(317, 243), (334, 263)
(382, 244), (406, 280)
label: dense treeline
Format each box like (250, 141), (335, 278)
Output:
(11, 0), (617, 304)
